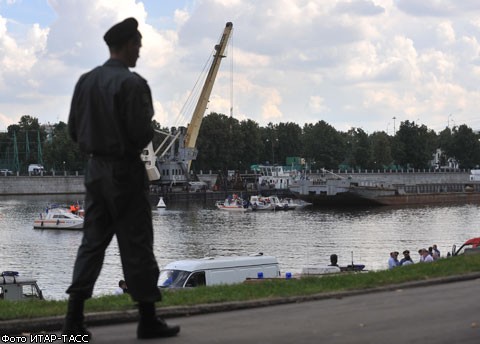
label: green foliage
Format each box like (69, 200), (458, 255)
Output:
(1, 254), (480, 321)
(2, 114), (479, 173)
(450, 125), (480, 168)
(302, 121), (346, 170)
(369, 131), (393, 169)
(42, 122), (86, 172)
(393, 121), (437, 169)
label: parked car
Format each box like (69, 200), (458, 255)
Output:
(0, 169), (13, 176)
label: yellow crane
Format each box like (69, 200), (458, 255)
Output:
(142, 22), (233, 185)
(184, 22), (233, 162)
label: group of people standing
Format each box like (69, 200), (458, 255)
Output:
(388, 244), (441, 269)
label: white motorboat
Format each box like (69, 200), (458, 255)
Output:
(216, 195), (251, 212)
(282, 197), (312, 210)
(249, 196), (274, 211)
(262, 195), (287, 210)
(157, 197), (166, 208)
(33, 206), (84, 230)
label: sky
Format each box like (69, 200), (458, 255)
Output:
(1, 0), (480, 135)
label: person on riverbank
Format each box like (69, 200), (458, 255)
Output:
(329, 254), (339, 267)
(115, 280), (129, 295)
(419, 248), (434, 263)
(63, 17), (179, 340)
(432, 244), (441, 259)
(388, 251), (400, 269)
(399, 250), (413, 266)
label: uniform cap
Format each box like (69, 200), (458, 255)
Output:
(104, 17), (141, 47)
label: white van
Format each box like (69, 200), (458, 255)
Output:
(158, 254), (281, 288)
(28, 164), (44, 175)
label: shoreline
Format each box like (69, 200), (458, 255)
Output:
(2, 271), (480, 335)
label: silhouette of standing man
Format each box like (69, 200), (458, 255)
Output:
(64, 17), (179, 340)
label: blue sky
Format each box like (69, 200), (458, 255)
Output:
(1, 0), (480, 134)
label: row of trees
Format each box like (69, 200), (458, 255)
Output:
(1, 113), (479, 174)
(194, 113), (480, 172)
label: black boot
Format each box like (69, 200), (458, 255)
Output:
(62, 296), (92, 340)
(137, 302), (180, 339)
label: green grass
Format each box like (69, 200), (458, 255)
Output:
(1, 254), (480, 321)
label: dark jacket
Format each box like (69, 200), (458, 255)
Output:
(68, 59), (154, 159)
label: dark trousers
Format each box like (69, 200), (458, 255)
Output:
(66, 157), (161, 303)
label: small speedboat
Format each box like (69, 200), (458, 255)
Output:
(249, 196), (274, 211)
(282, 198), (312, 210)
(216, 194), (251, 212)
(33, 206), (84, 230)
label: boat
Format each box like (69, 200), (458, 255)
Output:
(282, 197), (312, 210)
(33, 206), (84, 229)
(264, 195), (286, 210)
(301, 266), (341, 276)
(249, 195), (275, 211)
(288, 172), (363, 206)
(289, 169), (480, 207)
(216, 194), (251, 212)
(157, 197), (166, 208)
(254, 165), (298, 191)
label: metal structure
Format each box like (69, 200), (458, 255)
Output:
(142, 22), (233, 187)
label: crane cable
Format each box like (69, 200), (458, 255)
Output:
(173, 25), (232, 128)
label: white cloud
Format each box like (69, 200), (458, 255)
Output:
(437, 21), (456, 44)
(1, 0), (480, 133)
(309, 95), (327, 113)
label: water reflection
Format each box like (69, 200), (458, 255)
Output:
(1, 195), (479, 300)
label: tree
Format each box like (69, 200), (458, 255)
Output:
(42, 122), (85, 172)
(302, 121), (346, 170)
(393, 121), (436, 169)
(238, 119), (262, 171)
(370, 131), (392, 169)
(275, 122), (303, 165)
(195, 112), (244, 172)
(450, 125), (480, 168)
(344, 128), (370, 169)
(6, 116), (47, 172)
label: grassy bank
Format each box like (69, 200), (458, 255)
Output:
(1, 254), (480, 321)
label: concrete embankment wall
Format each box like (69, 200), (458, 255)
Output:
(0, 171), (473, 195)
(0, 176), (85, 195)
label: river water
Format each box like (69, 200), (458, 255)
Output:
(0, 194), (479, 300)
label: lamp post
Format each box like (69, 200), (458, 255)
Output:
(266, 138), (278, 165)
(448, 114), (454, 128)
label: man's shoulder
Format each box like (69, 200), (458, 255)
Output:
(131, 72), (149, 84)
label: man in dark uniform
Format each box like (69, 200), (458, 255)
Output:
(64, 17), (179, 339)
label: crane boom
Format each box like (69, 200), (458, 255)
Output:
(142, 22), (233, 186)
(184, 22), (233, 153)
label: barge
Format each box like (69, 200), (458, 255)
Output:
(289, 170), (480, 207)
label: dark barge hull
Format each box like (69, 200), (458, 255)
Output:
(366, 192), (480, 206)
(295, 190), (480, 207)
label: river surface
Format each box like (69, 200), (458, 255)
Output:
(1, 194), (479, 300)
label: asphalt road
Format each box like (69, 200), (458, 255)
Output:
(28, 277), (479, 344)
